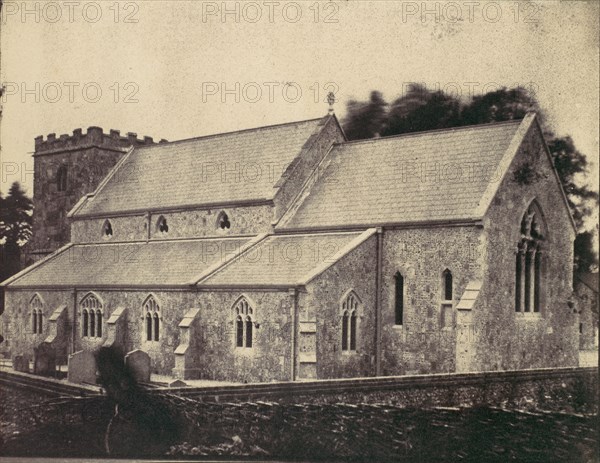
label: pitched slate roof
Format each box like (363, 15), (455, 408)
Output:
(198, 230), (375, 287)
(280, 119), (524, 229)
(74, 117), (325, 217)
(5, 238), (250, 288)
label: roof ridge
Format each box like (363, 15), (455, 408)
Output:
(133, 116), (326, 149)
(337, 118), (524, 147)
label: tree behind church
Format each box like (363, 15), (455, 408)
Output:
(0, 182), (33, 282)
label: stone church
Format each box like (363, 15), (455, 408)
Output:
(0, 111), (580, 382)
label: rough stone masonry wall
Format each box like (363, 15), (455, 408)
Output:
(167, 368), (597, 412)
(1, 289), (197, 375)
(574, 280), (598, 350)
(380, 226), (483, 376)
(194, 290), (294, 383)
(303, 234), (378, 379)
(476, 123), (578, 371)
(0, 290), (68, 361)
(71, 204), (274, 243)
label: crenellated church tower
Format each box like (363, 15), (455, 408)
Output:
(27, 127), (162, 262)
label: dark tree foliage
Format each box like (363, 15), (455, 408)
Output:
(0, 181), (32, 244)
(342, 86), (598, 273)
(574, 232), (599, 276)
(0, 182), (33, 282)
(547, 136), (600, 230)
(343, 90), (387, 140)
(384, 84), (461, 136)
(461, 87), (542, 126)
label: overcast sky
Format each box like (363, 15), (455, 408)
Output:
(1, 0), (598, 207)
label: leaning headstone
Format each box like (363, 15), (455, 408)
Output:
(13, 354), (31, 373)
(68, 350), (97, 384)
(33, 342), (56, 376)
(125, 349), (151, 382)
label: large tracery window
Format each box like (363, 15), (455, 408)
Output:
(515, 201), (546, 313)
(341, 290), (360, 352)
(143, 295), (161, 341)
(234, 296), (254, 348)
(81, 293), (103, 338)
(31, 294), (43, 334)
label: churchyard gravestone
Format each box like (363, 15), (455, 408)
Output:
(68, 350), (97, 384)
(33, 342), (56, 376)
(125, 349), (151, 382)
(12, 354), (31, 373)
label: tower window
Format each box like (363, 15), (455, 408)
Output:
(57, 165), (68, 192)
(442, 269), (453, 301)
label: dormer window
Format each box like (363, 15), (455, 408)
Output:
(102, 220), (113, 238)
(217, 211), (231, 230)
(157, 216), (169, 234)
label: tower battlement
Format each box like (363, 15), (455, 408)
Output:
(34, 126), (166, 154)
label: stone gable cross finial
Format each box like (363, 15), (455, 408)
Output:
(327, 91), (336, 115)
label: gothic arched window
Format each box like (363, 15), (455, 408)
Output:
(143, 295), (161, 341)
(82, 310), (89, 337)
(30, 294), (43, 334)
(441, 269), (454, 328)
(80, 293), (103, 338)
(516, 201), (546, 313)
(233, 296), (254, 348)
(341, 290), (360, 352)
(96, 310), (103, 337)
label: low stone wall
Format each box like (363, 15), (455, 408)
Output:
(163, 367), (598, 411)
(0, 369), (100, 397)
(0, 366), (596, 411)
